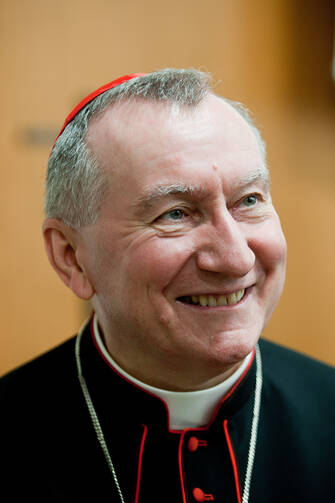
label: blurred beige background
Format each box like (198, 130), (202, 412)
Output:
(1, 0), (334, 375)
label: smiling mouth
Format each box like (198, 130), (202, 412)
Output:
(178, 289), (246, 307)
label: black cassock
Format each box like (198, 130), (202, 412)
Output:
(1, 318), (335, 502)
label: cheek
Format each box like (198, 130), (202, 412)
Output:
(252, 219), (287, 273)
(252, 223), (287, 325)
(126, 238), (195, 289)
(84, 232), (126, 296)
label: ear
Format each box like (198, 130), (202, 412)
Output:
(42, 218), (94, 300)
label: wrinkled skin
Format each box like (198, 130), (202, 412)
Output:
(56, 95), (287, 390)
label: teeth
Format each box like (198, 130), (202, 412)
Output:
(208, 295), (216, 307)
(218, 295), (228, 306)
(236, 289), (244, 302)
(186, 289), (245, 307)
(227, 292), (237, 305)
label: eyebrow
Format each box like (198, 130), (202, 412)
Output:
(132, 183), (205, 214)
(235, 166), (270, 190)
(132, 166), (270, 215)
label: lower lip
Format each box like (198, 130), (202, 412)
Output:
(176, 286), (253, 311)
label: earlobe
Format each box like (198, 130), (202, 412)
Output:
(42, 219), (95, 300)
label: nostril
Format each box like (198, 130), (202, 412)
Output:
(196, 240), (255, 277)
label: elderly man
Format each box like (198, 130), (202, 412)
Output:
(1, 69), (335, 502)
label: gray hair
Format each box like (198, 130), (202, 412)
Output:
(45, 68), (266, 229)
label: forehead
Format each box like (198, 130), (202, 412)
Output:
(86, 95), (265, 197)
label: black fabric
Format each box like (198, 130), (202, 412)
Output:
(1, 321), (335, 502)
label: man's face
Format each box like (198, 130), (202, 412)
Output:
(79, 95), (286, 389)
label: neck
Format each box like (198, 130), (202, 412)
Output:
(93, 313), (251, 391)
(92, 314), (254, 428)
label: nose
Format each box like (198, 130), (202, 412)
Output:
(195, 211), (255, 277)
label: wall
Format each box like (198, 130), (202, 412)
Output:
(1, 0), (334, 374)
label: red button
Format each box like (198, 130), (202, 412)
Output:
(192, 488), (214, 502)
(188, 436), (207, 452)
(188, 436), (199, 452)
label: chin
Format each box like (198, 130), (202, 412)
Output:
(208, 329), (260, 366)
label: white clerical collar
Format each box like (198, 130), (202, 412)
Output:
(92, 314), (253, 430)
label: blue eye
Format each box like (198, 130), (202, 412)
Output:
(243, 195), (258, 207)
(165, 209), (185, 220)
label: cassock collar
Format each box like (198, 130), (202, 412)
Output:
(92, 313), (253, 430)
(77, 316), (256, 434)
